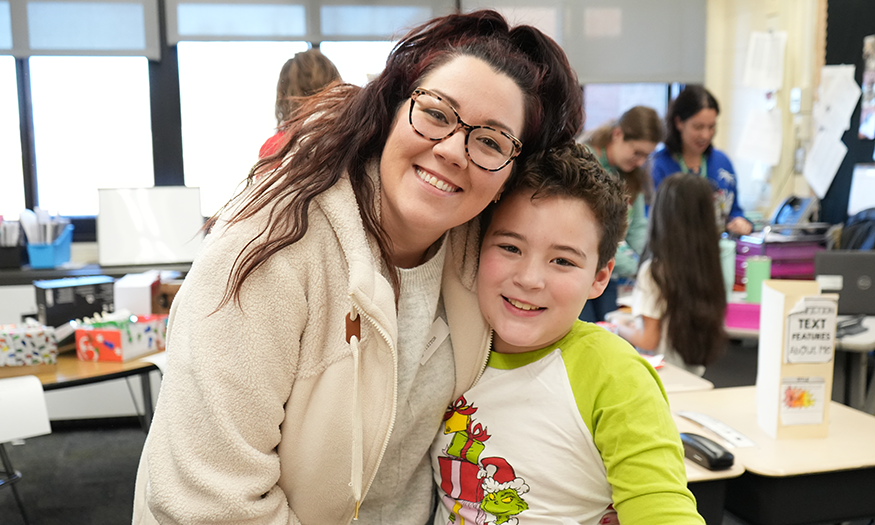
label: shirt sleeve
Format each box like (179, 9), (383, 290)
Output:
(631, 260), (664, 321)
(562, 326), (704, 525)
(709, 150), (748, 223)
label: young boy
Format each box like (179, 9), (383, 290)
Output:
(430, 144), (704, 525)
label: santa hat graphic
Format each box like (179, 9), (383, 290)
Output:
(478, 457), (529, 495)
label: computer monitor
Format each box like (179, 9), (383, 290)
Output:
(97, 187), (205, 267)
(848, 163), (875, 217)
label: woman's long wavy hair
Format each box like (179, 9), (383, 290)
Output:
(584, 105), (662, 202)
(213, 10), (583, 308)
(645, 173), (727, 366)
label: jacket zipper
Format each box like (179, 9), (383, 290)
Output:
(347, 297), (398, 523)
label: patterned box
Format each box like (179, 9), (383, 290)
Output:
(75, 314), (168, 362)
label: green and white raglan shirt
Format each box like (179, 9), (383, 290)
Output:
(430, 321), (704, 525)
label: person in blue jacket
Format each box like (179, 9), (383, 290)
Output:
(651, 85), (752, 236)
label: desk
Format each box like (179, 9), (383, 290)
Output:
(0, 350), (161, 431)
(669, 386), (875, 525)
(724, 305), (875, 413)
(675, 414), (745, 525)
(659, 362), (714, 393)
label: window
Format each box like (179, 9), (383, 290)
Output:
(29, 56), (154, 216)
(176, 41), (309, 217)
(582, 83), (670, 133)
(0, 55), (24, 220)
(320, 40), (394, 87)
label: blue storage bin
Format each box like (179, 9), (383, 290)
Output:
(27, 224), (74, 269)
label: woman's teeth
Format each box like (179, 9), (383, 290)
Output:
(416, 168), (458, 193)
(507, 298), (541, 311)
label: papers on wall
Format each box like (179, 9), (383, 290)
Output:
(742, 31), (787, 91)
(804, 65), (862, 198)
(737, 108), (783, 166)
(803, 130), (848, 198)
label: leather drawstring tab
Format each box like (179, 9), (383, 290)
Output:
(346, 311), (360, 343)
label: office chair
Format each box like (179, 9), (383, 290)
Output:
(0, 375), (51, 525)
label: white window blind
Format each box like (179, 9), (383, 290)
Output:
(4, 0), (160, 59)
(166, 0), (453, 43)
(462, 0), (706, 84)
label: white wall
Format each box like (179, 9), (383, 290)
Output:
(705, 0), (823, 217)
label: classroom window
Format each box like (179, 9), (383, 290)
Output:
(582, 83), (670, 133)
(0, 55), (24, 220)
(319, 40), (394, 87)
(28, 56), (154, 217)
(176, 40), (309, 217)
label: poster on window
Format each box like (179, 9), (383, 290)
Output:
(860, 34), (875, 140)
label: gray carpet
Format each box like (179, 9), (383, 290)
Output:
(0, 420), (145, 525)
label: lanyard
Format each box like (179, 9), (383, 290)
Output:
(675, 154), (707, 179)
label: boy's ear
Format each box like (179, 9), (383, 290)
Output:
(587, 258), (615, 299)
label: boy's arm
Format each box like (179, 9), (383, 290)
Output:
(564, 331), (704, 525)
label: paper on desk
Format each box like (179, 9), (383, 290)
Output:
(780, 377), (826, 426)
(737, 108), (783, 166)
(743, 31), (787, 91)
(784, 296), (837, 364)
(803, 129), (848, 198)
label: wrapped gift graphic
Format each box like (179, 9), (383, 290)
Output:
(446, 422), (490, 464)
(438, 456), (483, 503)
(443, 395), (477, 434)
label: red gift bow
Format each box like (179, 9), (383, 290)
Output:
(443, 395), (478, 421)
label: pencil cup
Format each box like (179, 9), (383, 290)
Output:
(744, 255), (771, 304)
(26, 224), (74, 269)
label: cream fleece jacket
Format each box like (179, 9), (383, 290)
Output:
(132, 172), (491, 525)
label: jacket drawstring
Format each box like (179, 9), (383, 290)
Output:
(346, 310), (363, 519)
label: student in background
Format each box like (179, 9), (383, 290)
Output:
(133, 10), (583, 525)
(431, 144), (703, 525)
(258, 48), (341, 158)
(579, 106), (663, 322)
(650, 85), (752, 237)
(611, 173), (728, 376)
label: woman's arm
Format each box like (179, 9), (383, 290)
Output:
(615, 314), (661, 351)
(140, 225), (305, 524)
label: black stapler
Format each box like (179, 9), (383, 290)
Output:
(680, 433), (734, 471)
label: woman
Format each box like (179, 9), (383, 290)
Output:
(651, 85), (752, 236)
(132, 10), (582, 525)
(612, 173), (728, 376)
(579, 106), (662, 322)
(259, 48), (341, 158)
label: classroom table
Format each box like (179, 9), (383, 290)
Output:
(0, 349), (161, 431)
(658, 362), (715, 393)
(724, 303), (875, 413)
(675, 414), (745, 525)
(668, 386), (875, 525)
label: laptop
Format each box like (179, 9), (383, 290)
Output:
(814, 251), (875, 315)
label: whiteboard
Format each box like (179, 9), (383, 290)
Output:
(97, 187), (205, 267)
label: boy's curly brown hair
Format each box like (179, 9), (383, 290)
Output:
(487, 142), (629, 270)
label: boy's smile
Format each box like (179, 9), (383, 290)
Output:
(478, 190), (613, 354)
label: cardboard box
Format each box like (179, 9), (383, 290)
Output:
(75, 314), (168, 362)
(114, 271), (161, 316)
(34, 275), (115, 328)
(0, 324), (59, 377)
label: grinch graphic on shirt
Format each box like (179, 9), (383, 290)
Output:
(436, 395), (530, 525)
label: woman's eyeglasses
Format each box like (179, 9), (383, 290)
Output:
(408, 88), (523, 172)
